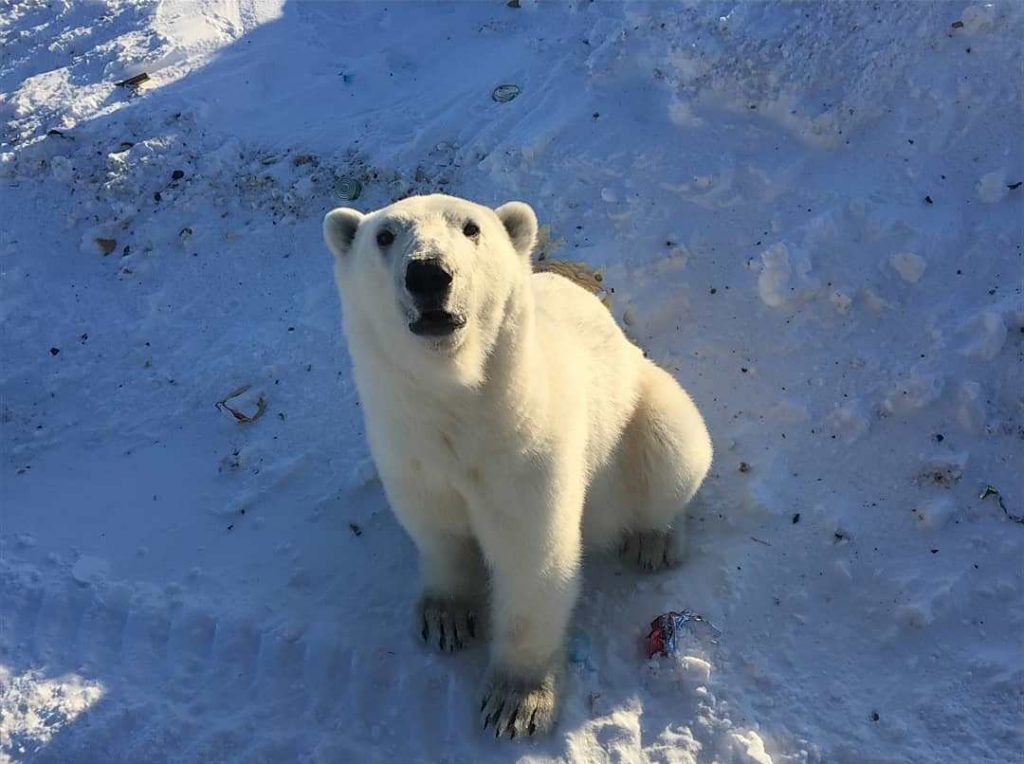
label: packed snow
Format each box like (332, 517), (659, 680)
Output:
(1, 1), (1022, 762)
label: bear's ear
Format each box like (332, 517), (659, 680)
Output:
(323, 208), (365, 259)
(495, 202), (538, 258)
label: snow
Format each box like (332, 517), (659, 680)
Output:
(0, 667), (104, 760)
(976, 170), (1009, 204)
(889, 251), (927, 284)
(1, 1), (1022, 762)
(960, 310), (1009, 361)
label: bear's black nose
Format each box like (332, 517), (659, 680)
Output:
(405, 259), (453, 302)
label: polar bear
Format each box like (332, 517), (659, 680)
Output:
(323, 194), (712, 739)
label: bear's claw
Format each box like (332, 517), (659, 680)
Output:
(619, 528), (680, 573)
(480, 669), (559, 740)
(417, 596), (479, 653)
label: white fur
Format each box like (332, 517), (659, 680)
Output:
(324, 194), (713, 738)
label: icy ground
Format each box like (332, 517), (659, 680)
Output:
(1, 1), (1022, 762)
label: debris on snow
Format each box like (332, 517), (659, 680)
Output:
(491, 84), (521, 103)
(115, 72), (150, 88)
(333, 176), (362, 201)
(216, 385), (268, 424)
(980, 485), (1024, 525)
(645, 610), (721, 658)
(916, 452), (968, 489)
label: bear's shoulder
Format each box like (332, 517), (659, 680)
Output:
(531, 271), (624, 343)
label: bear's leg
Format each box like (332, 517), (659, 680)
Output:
(384, 477), (487, 653)
(471, 479), (583, 739)
(407, 528), (483, 651)
(615, 364), (713, 573)
(414, 529), (487, 653)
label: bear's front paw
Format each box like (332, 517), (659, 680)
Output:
(480, 668), (560, 740)
(416, 595), (479, 653)
(619, 528), (681, 573)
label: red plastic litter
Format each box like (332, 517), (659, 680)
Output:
(644, 610), (721, 658)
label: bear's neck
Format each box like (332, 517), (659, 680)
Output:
(470, 279), (550, 425)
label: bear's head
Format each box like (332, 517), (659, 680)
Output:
(324, 194), (538, 385)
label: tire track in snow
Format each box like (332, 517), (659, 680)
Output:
(1, 562), (479, 762)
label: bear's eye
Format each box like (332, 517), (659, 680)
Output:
(462, 221), (480, 238)
(376, 229), (395, 248)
